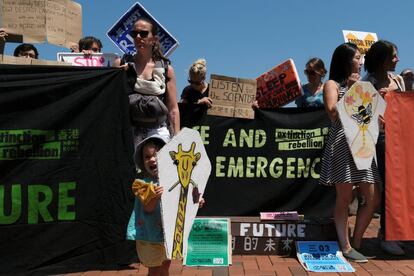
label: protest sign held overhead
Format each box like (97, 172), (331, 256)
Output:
(107, 2), (179, 56)
(157, 128), (211, 259)
(0, 0), (82, 48)
(256, 59), (302, 108)
(57, 52), (118, 67)
(342, 30), (378, 55)
(336, 81), (386, 170)
(207, 74), (256, 119)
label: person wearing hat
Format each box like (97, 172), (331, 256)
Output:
(126, 134), (171, 275)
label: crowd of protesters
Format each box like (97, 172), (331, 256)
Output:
(1, 17), (413, 271)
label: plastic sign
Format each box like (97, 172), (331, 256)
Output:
(107, 2), (179, 56)
(297, 241), (355, 272)
(185, 218), (231, 266)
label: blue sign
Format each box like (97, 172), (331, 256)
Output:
(296, 241), (355, 273)
(107, 2), (179, 56)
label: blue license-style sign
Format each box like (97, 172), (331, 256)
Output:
(107, 2), (179, 57)
(296, 241), (355, 273)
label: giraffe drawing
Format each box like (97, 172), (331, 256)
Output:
(168, 142), (201, 258)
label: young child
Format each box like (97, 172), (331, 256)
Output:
(126, 134), (205, 276)
(126, 134), (170, 276)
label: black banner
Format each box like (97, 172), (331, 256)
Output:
(0, 65), (136, 274)
(0, 65), (336, 274)
(180, 104), (336, 217)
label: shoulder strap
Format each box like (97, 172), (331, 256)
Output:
(121, 54), (135, 65)
(154, 60), (170, 83)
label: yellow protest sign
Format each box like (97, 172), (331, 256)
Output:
(342, 30), (378, 55)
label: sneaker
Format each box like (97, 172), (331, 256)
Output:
(380, 240), (405, 256)
(343, 248), (368, 263)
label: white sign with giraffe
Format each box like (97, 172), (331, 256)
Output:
(157, 127), (211, 260)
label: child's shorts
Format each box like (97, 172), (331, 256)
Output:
(136, 240), (168, 267)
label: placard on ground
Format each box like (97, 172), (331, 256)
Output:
(185, 218), (231, 266)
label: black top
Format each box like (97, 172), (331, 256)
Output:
(180, 84), (209, 104)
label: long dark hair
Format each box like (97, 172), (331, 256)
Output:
(329, 43), (359, 85)
(364, 40), (397, 74)
(137, 17), (170, 64)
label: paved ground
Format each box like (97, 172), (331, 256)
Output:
(65, 217), (414, 275)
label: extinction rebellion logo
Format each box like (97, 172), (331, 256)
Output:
(0, 129), (79, 160)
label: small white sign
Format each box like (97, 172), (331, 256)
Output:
(57, 52), (118, 67)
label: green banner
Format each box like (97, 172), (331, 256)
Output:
(185, 218), (231, 266)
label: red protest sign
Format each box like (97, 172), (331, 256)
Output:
(256, 59), (301, 108)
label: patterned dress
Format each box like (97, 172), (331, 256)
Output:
(319, 84), (382, 186)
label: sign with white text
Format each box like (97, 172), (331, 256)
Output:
(297, 241), (355, 272)
(107, 2), (178, 56)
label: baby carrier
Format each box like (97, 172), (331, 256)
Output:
(123, 54), (170, 128)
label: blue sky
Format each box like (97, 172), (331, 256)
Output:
(3, 0), (414, 101)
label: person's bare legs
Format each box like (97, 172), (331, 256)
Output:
(147, 260), (170, 276)
(161, 260), (171, 276)
(352, 182), (380, 248)
(335, 183), (354, 252)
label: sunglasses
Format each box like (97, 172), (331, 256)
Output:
(129, 30), (150, 39)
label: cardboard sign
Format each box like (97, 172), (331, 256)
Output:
(184, 218), (231, 266)
(0, 54), (70, 65)
(157, 128), (211, 260)
(337, 81), (386, 170)
(57, 53), (118, 67)
(256, 59), (302, 108)
(107, 2), (179, 56)
(297, 241), (354, 272)
(342, 30), (378, 55)
(207, 74), (256, 119)
(0, 0), (82, 48)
